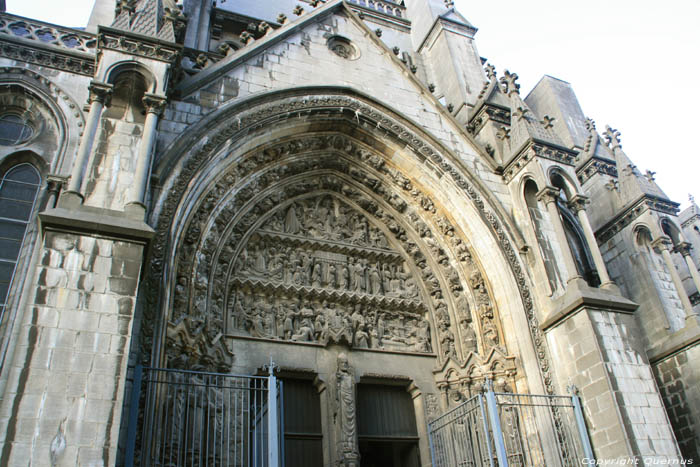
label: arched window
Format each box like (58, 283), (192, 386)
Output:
(0, 164), (41, 322)
(550, 172), (600, 287)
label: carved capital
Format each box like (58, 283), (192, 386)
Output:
(46, 175), (67, 195)
(142, 93), (167, 116)
(88, 82), (113, 106)
(568, 195), (590, 214)
(673, 241), (693, 257)
(536, 186), (560, 206)
(651, 236), (673, 252)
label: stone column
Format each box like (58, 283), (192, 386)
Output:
(569, 195), (613, 286)
(674, 241), (700, 299)
(45, 176), (65, 209)
(65, 82), (112, 199)
(125, 93), (166, 219)
(653, 237), (694, 318)
(536, 186), (582, 284)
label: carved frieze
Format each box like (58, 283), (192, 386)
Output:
(576, 156), (618, 185)
(503, 141), (577, 183)
(596, 195), (681, 244)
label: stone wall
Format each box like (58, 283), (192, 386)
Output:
(652, 344), (700, 461)
(545, 307), (680, 459)
(0, 230), (143, 466)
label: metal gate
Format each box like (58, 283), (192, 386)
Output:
(428, 382), (594, 467)
(124, 365), (281, 466)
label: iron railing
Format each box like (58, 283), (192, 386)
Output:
(428, 383), (594, 467)
(125, 366), (280, 467)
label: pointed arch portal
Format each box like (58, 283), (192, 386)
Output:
(143, 90), (552, 441)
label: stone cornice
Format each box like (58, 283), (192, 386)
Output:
(576, 155), (618, 185)
(466, 103), (510, 135)
(97, 26), (181, 63)
(595, 195), (681, 244)
(503, 140), (577, 183)
(345, 0), (411, 32)
(0, 35), (95, 77)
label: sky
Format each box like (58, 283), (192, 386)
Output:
(8, 0), (699, 210)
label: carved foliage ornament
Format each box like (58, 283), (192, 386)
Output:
(145, 93), (549, 391)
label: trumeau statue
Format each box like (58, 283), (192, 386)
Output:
(335, 353), (360, 467)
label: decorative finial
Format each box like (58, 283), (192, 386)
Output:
(375, 28), (383, 37)
(513, 106), (529, 121)
(310, 0), (322, 6)
(293, 5), (305, 16)
(541, 115), (555, 129)
(644, 170), (656, 182)
(484, 63), (497, 81)
(500, 70), (520, 96)
(690, 194), (696, 205)
(496, 126), (511, 140)
(603, 125), (621, 149)
(584, 117), (596, 131)
(277, 13), (287, 24)
(444, 0), (455, 7)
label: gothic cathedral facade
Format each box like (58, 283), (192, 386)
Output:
(0, 0), (698, 465)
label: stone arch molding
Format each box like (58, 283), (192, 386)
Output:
(147, 89), (553, 393)
(0, 67), (85, 172)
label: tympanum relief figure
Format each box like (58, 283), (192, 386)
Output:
(229, 195), (433, 355)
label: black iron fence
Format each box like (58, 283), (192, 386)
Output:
(125, 366), (280, 467)
(428, 383), (594, 467)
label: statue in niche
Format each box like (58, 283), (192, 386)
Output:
(368, 264), (382, 295)
(351, 259), (366, 293)
(389, 266), (402, 297)
(339, 263), (350, 290)
(335, 353), (360, 467)
(327, 262), (338, 288)
(460, 318), (477, 352)
(311, 261), (323, 288)
(284, 204), (302, 234)
(381, 264), (392, 294)
(376, 313), (386, 348)
(439, 322), (456, 359)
